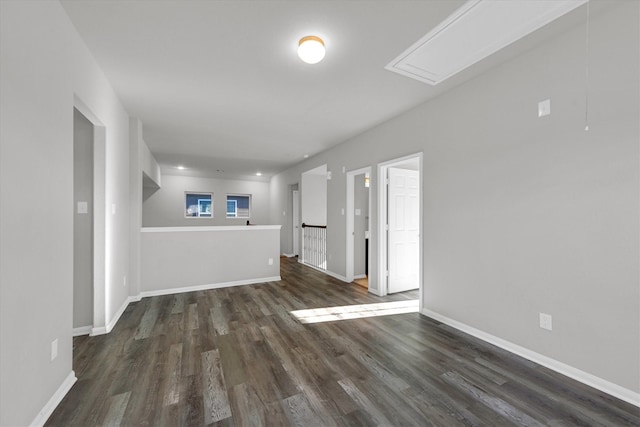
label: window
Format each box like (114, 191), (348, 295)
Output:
(226, 194), (251, 218)
(185, 192), (212, 218)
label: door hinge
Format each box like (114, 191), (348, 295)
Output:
(386, 270), (389, 277)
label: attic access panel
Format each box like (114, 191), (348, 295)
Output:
(385, 0), (587, 85)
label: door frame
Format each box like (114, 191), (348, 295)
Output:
(74, 96), (107, 336)
(377, 153), (423, 307)
(292, 189), (300, 256)
(346, 166), (371, 283)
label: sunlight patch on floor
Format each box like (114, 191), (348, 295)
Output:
(290, 300), (419, 324)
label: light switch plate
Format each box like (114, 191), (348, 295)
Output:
(51, 339), (58, 361)
(77, 201), (88, 214)
(538, 99), (551, 117)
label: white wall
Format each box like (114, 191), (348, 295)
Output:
(143, 174), (270, 227)
(129, 118), (152, 301)
(141, 138), (161, 188)
(270, 1), (639, 399)
(301, 172), (327, 226)
(141, 226), (281, 294)
(0, 1), (132, 425)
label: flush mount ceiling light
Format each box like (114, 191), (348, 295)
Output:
(297, 36), (325, 64)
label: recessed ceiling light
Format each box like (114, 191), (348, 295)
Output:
(177, 165), (185, 170)
(256, 172), (262, 176)
(303, 154), (309, 159)
(297, 36), (325, 64)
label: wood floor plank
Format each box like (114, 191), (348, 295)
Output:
(215, 333), (248, 388)
(442, 370), (545, 427)
(281, 392), (334, 427)
(319, 323), (412, 393)
(201, 349), (232, 424)
(171, 293), (185, 314)
(163, 343), (183, 406)
(103, 391), (131, 427)
(228, 383), (267, 427)
(210, 306), (230, 336)
(46, 257), (640, 427)
(196, 295), (216, 353)
(246, 339), (299, 403)
(245, 286), (272, 316)
(337, 378), (393, 426)
(186, 302), (199, 330)
(158, 403), (181, 427)
(134, 297), (160, 340)
(179, 374), (205, 427)
(181, 328), (201, 378)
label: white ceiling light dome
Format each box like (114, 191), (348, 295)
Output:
(297, 35), (325, 64)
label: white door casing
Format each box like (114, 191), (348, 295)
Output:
(387, 167), (419, 293)
(346, 167), (371, 283)
(293, 190), (299, 256)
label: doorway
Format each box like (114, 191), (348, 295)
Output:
(387, 166), (419, 293)
(301, 165), (328, 270)
(346, 167), (371, 287)
(73, 96), (107, 336)
(292, 188), (299, 257)
(377, 154), (422, 302)
(73, 108), (94, 335)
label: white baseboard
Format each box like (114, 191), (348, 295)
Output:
(368, 287), (383, 297)
(72, 326), (92, 337)
(139, 276), (282, 298)
(354, 274), (367, 279)
(421, 308), (640, 408)
(90, 325), (107, 336)
(107, 296), (139, 333)
(30, 371), (77, 427)
(324, 269), (349, 283)
(282, 253), (297, 258)
(90, 295), (140, 336)
(297, 260), (350, 283)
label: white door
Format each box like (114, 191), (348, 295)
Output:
(388, 167), (419, 293)
(292, 190), (299, 256)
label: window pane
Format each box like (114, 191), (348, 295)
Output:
(226, 200), (237, 218)
(185, 193), (212, 218)
(226, 194), (250, 219)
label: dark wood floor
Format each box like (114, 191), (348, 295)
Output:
(47, 257), (639, 426)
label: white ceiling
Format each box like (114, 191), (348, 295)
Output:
(60, 0), (589, 181)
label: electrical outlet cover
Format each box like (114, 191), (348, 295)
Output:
(539, 313), (553, 331)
